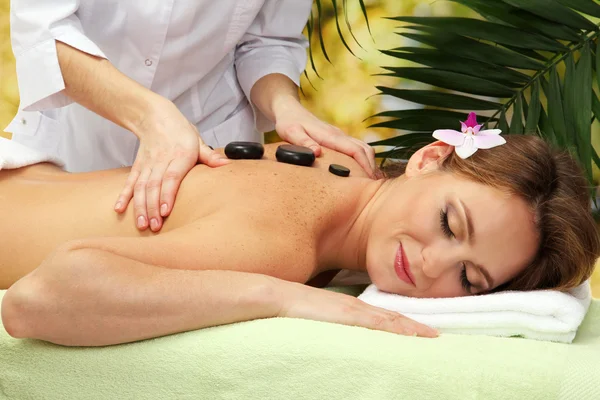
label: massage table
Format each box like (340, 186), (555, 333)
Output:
(1, 288), (599, 399)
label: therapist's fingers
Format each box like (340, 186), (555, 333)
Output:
(115, 167), (141, 213)
(278, 124), (322, 156)
(351, 137), (377, 174)
(133, 167), (152, 231)
(316, 132), (376, 178)
(158, 144), (229, 219)
(282, 118), (376, 178)
(158, 157), (194, 218)
(146, 162), (170, 232)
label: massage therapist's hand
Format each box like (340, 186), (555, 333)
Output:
(273, 96), (377, 178)
(114, 99), (230, 232)
(278, 282), (438, 338)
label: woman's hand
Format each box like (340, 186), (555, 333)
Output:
(278, 281), (438, 338)
(114, 99), (230, 232)
(273, 95), (377, 178)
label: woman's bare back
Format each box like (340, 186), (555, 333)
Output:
(0, 143), (369, 288)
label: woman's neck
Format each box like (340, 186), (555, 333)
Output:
(316, 178), (393, 274)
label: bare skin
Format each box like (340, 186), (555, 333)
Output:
(0, 143), (368, 288)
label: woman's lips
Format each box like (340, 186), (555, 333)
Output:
(394, 243), (415, 286)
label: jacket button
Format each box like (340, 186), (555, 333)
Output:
(145, 59), (153, 66)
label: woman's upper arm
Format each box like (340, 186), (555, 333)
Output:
(70, 222), (233, 270)
(70, 217), (310, 281)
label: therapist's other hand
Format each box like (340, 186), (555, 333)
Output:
(273, 96), (377, 178)
(278, 281), (439, 338)
(114, 100), (230, 232)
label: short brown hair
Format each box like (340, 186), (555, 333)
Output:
(382, 135), (599, 292)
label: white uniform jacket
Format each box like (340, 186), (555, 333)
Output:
(5, 0), (311, 171)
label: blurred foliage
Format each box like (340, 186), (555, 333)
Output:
(368, 0), (600, 195)
(0, 0), (599, 295)
(297, 0), (471, 147)
(0, 0), (17, 138)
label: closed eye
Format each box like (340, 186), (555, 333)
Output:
(440, 209), (454, 238)
(460, 265), (473, 293)
(441, 209), (474, 292)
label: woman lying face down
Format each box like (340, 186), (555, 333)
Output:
(1, 135), (598, 346)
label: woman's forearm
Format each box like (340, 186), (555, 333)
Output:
(249, 73), (301, 123)
(56, 41), (165, 135)
(1, 244), (281, 346)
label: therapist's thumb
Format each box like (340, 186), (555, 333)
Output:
(199, 142), (230, 167)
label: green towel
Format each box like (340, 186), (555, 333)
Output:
(1, 289), (599, 400)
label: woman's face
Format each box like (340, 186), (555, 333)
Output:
(365, 143), (539, 298)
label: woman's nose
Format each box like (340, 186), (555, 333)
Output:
(421, 248), (459, 279)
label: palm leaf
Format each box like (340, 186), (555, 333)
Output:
(501, 0), (597, 31)
(342, 0), (364, 50)
(451, 0), (581, 41)
(305, 0), (371, 75)
(375, 87), (501, 110)
(510, 93), (524, 134)
(369, 132), (434, 147)
(380, 48), (528, 87)
(573, 41), (593, 182)
(366, 109), (490, 122)
(398, 32), (545, 70)
(379, 68), (515, 98)
(305, 13), (323, 80)
(525, 80), (541, 134)
(331, 0), (359, 58)
(371, 0), (600, 196)
(390, 17), (568, 52)
(312, 0), (332, 65)
(371, 132), (436, 159)
(555, 0), (600, 18)
(538, 105), (558, 146)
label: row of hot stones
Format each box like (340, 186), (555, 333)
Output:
(222, 142), (351, 177)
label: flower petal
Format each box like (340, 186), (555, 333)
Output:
(464, 112), (478, 128)
(476, 129), (503, 136)
(474, 134), (506, 149)
(472, 124), (483, 134)
(460, 121), (468, 133)
(455, 136), (477, 159)
(455, 146), (478, 159)
(432, 129), (465, 146)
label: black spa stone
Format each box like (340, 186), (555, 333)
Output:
(329, 164), (350, 177)
(224, 141), (264, 160)
(275, 144), (315, 167)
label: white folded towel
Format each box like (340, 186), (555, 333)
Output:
(0, 136), (64, 170)
(358, 280), (592, 343)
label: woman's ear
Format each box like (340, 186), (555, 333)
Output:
(405, 141), (454, 177)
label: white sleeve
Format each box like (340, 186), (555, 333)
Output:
(10, 0), (107, 111)
(234, 0), (311, 133)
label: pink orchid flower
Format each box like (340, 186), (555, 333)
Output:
(432, 112), (506, 159)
